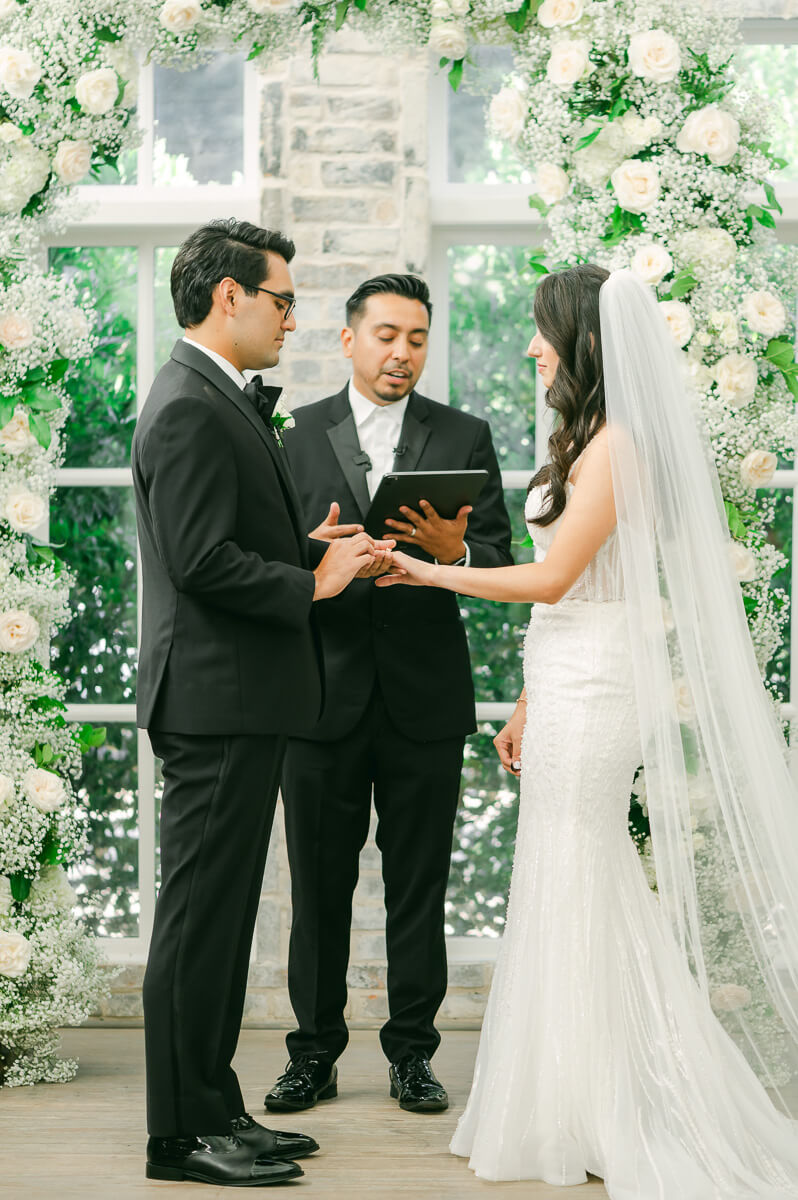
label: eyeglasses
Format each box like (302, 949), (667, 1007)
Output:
(250, 284), (296, 321)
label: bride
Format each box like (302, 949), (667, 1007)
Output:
(376, 266), (798, 1198)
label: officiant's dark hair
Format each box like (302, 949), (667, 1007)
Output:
(527, 264), (609, 526)
(345, 274), (433, 327)
(171, 218), (296, 328)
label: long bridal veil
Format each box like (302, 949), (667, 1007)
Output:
(601, 269), (798, 1110)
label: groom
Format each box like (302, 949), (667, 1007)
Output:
(132, 219), (389, 1187)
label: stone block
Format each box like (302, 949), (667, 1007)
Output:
(288, 358), (323, 384)
(99, 990), (144, 1019)
(242, 990), (272, 1022)
(400, 69), (428, 167)
(346, 963), (387, 990)
(323, 228), (401, 257)
(287, 157), (320, 189)
(247, 962), (287, 989)
(320, 160), (396, 190)
(288, 325), (345, 355)
(438, 991), (488, 1021)
(317, 56), (398, 90)
(108, 963), (145, 990)
(290, 89), (325, 120)
(358, 844), (382, 871)
(261, 81), (283, 178)
(260, 185), (286, 231)
(348, 989), (389, 1020)
(353, 870), (385, 902)
(352, 930), (387, 961)
(294, 261), (374, 293)
(373, 197), (398, 224)
(291, 194), (370, 224)
(447, 961), (490, 989)
(402, 175), (429, 274)
(351, 902), (386, 931)
(292, 125), (396, 156)
(254, 898), (282, 962)
(327, 95), (398, 123)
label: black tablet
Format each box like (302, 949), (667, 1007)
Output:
(365, 470), (489, 538)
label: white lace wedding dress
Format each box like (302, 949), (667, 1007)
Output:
(449, 480), (798, 1199)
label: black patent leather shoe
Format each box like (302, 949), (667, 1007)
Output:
(389, 1055), (449, 1112)
(264, 1056), (338, 1112)
(231, 1113), (319, 1160)
(145, 1133), (303, 1185)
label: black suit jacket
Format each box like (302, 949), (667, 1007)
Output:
(132, 340), (324, 735)
(283, 386), (513, 742)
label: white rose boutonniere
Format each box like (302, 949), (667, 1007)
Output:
(715, 353), (758, 407)
(611, 158), (661, 214)
(740, 449), (777, 489)
(546, 40), (591, 88)
(22, 766), (67, 813)
(0, 929), (32, 978)
(628, 29), (681, 83)
(741, 290), (786, 339)
(0, 609), (39, 653)
(271, 398), (294, 447)
(676, 105), (740, 166)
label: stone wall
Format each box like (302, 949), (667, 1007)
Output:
(96, 34), (494, 1032)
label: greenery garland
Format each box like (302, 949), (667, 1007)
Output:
(0, 0), (796, 1084)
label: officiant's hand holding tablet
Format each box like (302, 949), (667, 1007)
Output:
(366, 469), (488, 562)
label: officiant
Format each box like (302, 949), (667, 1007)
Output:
(265, 273), (513, 1115)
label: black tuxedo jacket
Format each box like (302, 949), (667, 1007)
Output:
(284, 386), (513, 742)
(132, 340), (324, 735)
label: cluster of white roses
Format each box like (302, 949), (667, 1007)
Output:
(485, 0), (798, 680)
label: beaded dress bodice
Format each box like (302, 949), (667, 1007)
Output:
(524, 481), (624, 603)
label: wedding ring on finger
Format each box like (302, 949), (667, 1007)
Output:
(410, 526), (417, 536)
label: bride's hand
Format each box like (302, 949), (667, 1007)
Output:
(374, 550), (437, 588)
(494, 704), (526, 777)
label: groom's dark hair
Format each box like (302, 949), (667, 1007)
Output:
(345, 273), (433, 327)
(171, 218), (296, 328)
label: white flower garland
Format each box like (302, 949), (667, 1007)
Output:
(1, 0), (795, 1085)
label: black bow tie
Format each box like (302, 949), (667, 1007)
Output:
(243, 375), (282, 426)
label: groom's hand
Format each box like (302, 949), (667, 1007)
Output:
(309, 501), (364, 542)
(384, 500), (471, 563)
(313, 534), (395, 599)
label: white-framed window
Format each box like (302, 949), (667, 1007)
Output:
(433, 19), (798, 944)
(48, 57), (261, 962)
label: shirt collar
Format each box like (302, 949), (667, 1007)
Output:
(348, 379), (409, 429)
(183, 336), (248, 391)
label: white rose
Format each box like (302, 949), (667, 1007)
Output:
(0, 121), (21, 143)
(630, 242), (673, 285)
(28, 865), (77, 913)
(53, 138), (91, 185)
(611, 158), (661, 213)
(659, 300), (694, 347)
(0, 773), (13, 808)
(428, 22), (467, 59)
(678, 225), (737, 273)
(740, 449), (777, 489)
(741, 290), (786, 339)
(274, 397), (294, 427)
(75, 68), (119, 116)
(619, 111), (664, 150)
(676, 105), (740, 166)
(0, 406), (37, 455)
(0, 311), (32, 349)
(673, 677), (694, 722)
(0, 609), (39, 652)
(0, 46), (41, 100)
(0, 929), (31, 978)
(729, 541), (757, 582)
(715, 353), (758, 407)
(247, 0), (296, 8)
(628, 29), (681, 83)
(449, 0), (470, 14)
(0, 141), (51, 215)
(2, 487), (46, 534)
(536, 162), (570, 205)
(0, 876), (12, 917)
(546, 39), (591, 88)
(0, 0), (18, 17)
(711, 984), (752, 1012)
(159, 0), (202, 34)
(537, 0), (584, 26)
(489, 86), (526, 143)
(22, 766), (66, 813)
(429, 0), (450, 14)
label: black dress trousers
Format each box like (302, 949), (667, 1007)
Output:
(281, 686), (464, 1065)
(143, 729), (285, 1136)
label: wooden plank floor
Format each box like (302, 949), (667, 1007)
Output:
(0, 1028), (608, 1199)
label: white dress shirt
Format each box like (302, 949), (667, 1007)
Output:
(183, 336), (247, 391)
(347, 379), (470, 566)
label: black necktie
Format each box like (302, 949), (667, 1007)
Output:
(243, 375), (281, 426)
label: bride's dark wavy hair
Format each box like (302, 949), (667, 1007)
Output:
(527, 263), (610, 526)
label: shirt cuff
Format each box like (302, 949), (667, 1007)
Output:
(435, 542), (470, 568)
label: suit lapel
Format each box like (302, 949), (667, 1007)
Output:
(170, 340), (308, 562)
(326, 389), (371, 519)
(394, 391), (431, 472)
